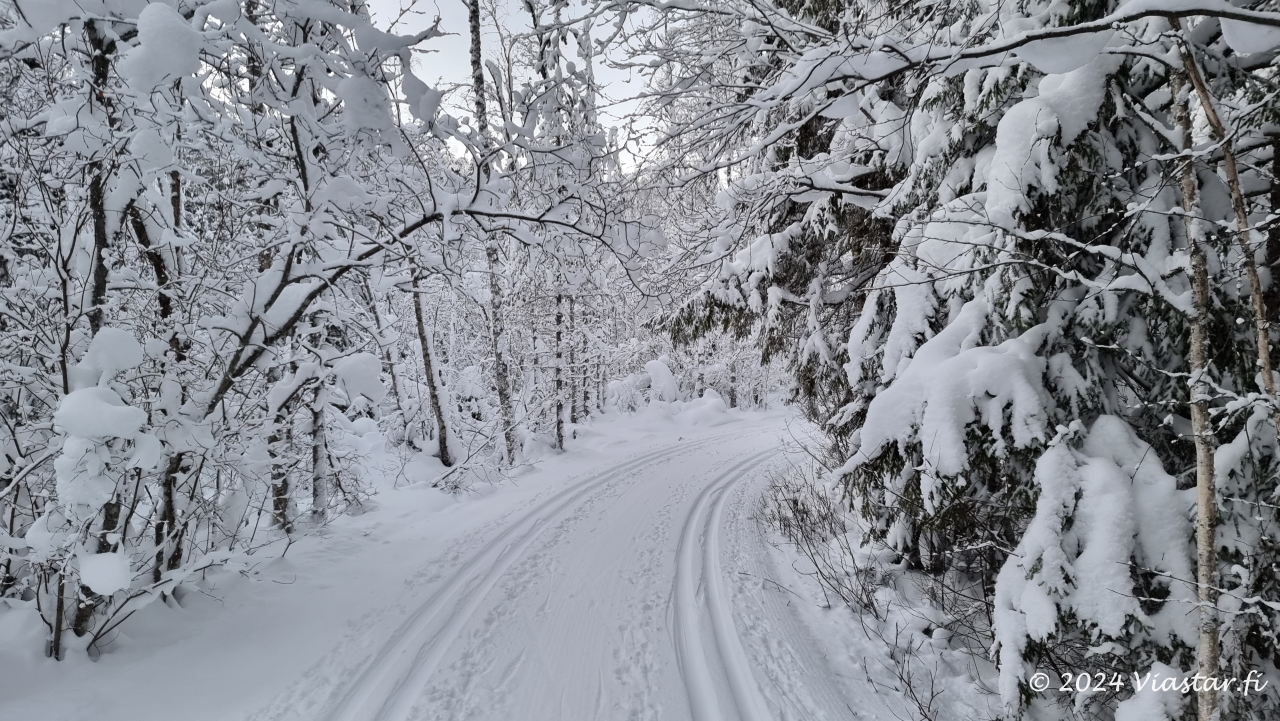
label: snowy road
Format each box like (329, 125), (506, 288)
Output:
(0, 416), (868, 721)
(258, 423), (857, 721)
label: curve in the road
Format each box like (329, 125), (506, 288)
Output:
(673, 448), (779, 721)
(322, 432), (750, 721)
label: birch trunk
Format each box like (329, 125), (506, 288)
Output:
(487, 247), (517, 463)
(467, 0), (517, 463)
(581, 335), (591, 417)
(85, 20), (114, 336)
(267, 399), (292, 534)
(310, 386), (328, 522)
(1268, 135), (1280, 327)
(569, 295), (577, 426)
(1173, 73), (1221, 721)
(1178, 32), (1280, 433)
(555, 291), (565, 450)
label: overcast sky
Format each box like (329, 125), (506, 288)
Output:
(365, 0), (644, 126)
(366, 2), (634, 109)
(367, 0), (504, 91)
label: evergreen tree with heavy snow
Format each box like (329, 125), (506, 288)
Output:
(607, 0), (1280, 717)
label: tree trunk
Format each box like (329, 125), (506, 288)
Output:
(467, 0), (516, 463)
(1255, 136), (1280, 719)
(386, 348), (408, 437)
(466, 0), (490, 144)
(413, 280), (452, 466)
(85, 21), (115, 337)
(1174, 72), (1220, 721)
(71, 493), (123, 639)
(50, 573), (66, 660)
(555, 292), (565, 450)
(170, 106), (182, 227)
(486, 247), (517, 463)
(580, 316), (590, 417)
(1268, 135), (1280, 327)
(310, 386), (328, 521)
(87, 171), (109, 336)
(1, 502), (15, 597)
(71, 586), (97, 640)
(367, 285), (412, 446)
(153, 453), (186, 582)
(267, 410), (291, 534)
(569, 295), (577, 426)
(582, 338), (591, 416)
(244, 0), (266, 115)
(1178, 32), (1280, 434)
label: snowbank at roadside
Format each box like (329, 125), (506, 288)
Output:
(0, 402), (794, 721)
(758, 472), (1001, 721)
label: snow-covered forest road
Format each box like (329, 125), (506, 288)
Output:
(285, 421), (853, 721)
(15, 0), (1280, 717)
(2, 412), (874, 721)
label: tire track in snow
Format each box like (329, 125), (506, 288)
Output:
(673, 448), (779, 721)
(320, 432), (743, 721)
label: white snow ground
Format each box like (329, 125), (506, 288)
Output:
(0, 405), (911, 721)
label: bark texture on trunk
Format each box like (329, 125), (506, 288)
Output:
(486, 245), (517, 463)
(555, 292), (564, 450)
(267, 409), (292, 534)
(50, 573), (66, 660)
(1173, 72), (1221, 721)
(569, 295), (577, 426)
(310, 387), (328, 521)
(153, 453), (186, 581)
(85, 21), (115, 337)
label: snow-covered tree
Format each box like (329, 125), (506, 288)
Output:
(608, 0), (1280, 717)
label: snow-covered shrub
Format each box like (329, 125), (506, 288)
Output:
(761, 465), (882, 618)
(0, 0), (408, 658)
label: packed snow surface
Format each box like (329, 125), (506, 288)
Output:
(0, 408), (900, 721)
